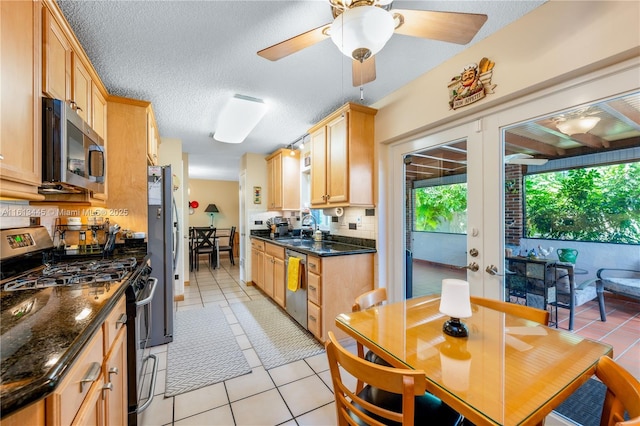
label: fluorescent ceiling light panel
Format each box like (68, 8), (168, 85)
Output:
(214, 94), (267, 144)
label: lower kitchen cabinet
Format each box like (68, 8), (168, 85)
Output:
(264, 242), (286, 307)
(250, 238), (265, 290)
(45, 295), (127, 426)
(307, 253), (373, 342)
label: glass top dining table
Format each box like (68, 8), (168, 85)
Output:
(335, 295), (612, 426)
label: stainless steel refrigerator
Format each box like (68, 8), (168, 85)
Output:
(147, 165), (176, 346)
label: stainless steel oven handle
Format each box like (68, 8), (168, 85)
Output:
(136, 277), (158, 307)
(136, 354), (158, 413)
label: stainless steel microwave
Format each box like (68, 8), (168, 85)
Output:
(41, 97), (105, 194)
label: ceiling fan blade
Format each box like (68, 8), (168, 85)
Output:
(392, 9), (488, 44)
(505, 154), (549, 165)
(352, 56), (376, 86)
(257, 23), (331, 61)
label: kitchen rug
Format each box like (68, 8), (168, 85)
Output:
(165, 305), (250, 397)
(230, 298), (325, 370)
(553, 378), (606, 426)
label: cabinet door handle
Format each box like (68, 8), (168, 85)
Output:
(309, 285), (316, 291)
(108, 366), (119, 379)
(102, 382), (113, 399)
(116, 313), (127, 329)
(80, 362), (102, 391)
(309, 263), (317, 269)
(309, 315), (317, 321)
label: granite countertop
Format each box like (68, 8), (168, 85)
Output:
(0, 272), (129, 418)
(250, 233), (376, 257)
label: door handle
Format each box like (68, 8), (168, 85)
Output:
(457, 262), (479, 272)
(485, 265), (504, 276)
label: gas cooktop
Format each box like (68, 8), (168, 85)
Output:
(3, 257), (138, 291)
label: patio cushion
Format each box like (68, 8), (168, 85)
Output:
(556, 284), (597, 307)
(555, 268), (571, 294)
(602, 278), (640, 300)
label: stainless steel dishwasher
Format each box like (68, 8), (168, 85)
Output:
(285, 249), (308, 328)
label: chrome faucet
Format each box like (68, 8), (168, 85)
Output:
(301, 214), (318, 233)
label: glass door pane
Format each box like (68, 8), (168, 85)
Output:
(404, 140), (468, 298)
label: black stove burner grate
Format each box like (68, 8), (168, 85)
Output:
(2, 257), (138, 292)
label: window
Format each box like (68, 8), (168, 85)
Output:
(524, 162), (640, 244)
(413, 183), (467, 234)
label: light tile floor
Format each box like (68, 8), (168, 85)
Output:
(138, 258), (342, 426)
(139, 257), (638, 425)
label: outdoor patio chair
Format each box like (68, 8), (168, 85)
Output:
(554, 264), (606, 331)
(596, 268), (640, 312)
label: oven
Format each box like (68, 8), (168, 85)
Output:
(125, 259), (159, 425)
(0, 226), (157, 424)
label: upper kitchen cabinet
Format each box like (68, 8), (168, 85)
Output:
(42, 1), (108, 138)
(107, 96), (159, 234)
(0, 0), (44, 201)
(42, 5), (71, 103)
(265, 148), (300, 211)
(308, 103), (376, 208)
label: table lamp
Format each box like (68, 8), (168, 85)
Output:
(439, 279), (472, 337)
(204, 204), (219, 227)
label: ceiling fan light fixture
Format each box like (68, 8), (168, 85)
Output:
(330, 5), (395, 61)
(556, 116), (600, 136)
(213, 94), (268, 144)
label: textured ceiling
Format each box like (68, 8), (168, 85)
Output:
(57, 0), (545, 181)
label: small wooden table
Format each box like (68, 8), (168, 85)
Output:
(335, 295), (612, 426)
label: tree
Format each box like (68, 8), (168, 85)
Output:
(525, 162), (640, 244)
(414, 183), (467, 233)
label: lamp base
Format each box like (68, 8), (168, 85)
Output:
(443, 317), (468, 338)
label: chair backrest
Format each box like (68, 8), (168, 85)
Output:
(325, 331), (427, 426)
(352, 288), (387, 312)
(470, 296), (550, 325)
(595, 356), (640, 426)
(228, 226), (236, 248)
(194, 227), (216, 249)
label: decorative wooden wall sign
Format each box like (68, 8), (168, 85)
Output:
(448, 57), (496, 110)
(253, 186), (261, 204)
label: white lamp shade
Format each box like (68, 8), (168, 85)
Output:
(439, 279), (472, 318)
(330, 6), (395, 60)
(213, 94), (268, 144)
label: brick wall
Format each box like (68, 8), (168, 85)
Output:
(505, 165), (524, 246)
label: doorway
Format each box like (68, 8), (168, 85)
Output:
(404, 140), (468, 298)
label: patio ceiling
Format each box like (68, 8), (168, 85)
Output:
(406, 91), (640, 181)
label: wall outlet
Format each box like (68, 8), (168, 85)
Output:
(356, 216), (362, 227)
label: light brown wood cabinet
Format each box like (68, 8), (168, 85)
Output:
(265, 148), (300, 211)
(71, 53), (92, 124)
(46, 296), (127, 426)
(308, 103), (377, 208)
(42, 5), (71, 102)
(306, 253), (373, 342)
(106, 96), (157, 234)
(0, 0), (44, 201)
(250, 238), (265, 290)
(264, 242), (286, 307)
(147, 107), (159, 165)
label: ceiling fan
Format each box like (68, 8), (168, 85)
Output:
(257, 0), (488, 86)
(505, 153), (549, 166)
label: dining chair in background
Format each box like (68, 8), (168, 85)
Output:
(325, 332), (464, 426)
(217, 226), (236, 266)
(470, 296), (550, 325)
(595, 356), (640, 426)
(352, 288), (392, 391)
(193, 227), (217, 270)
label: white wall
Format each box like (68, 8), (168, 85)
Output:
(373, 1), (640, 300)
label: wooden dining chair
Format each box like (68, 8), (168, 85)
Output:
(193, 227), (217, 270)
(325, 331), (463, 426)
(470, 296), (550, 325)
(217, 226), (236, 266)
(595, 356), (640, 426)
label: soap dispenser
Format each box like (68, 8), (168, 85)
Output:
(314, 229), (322, 242)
